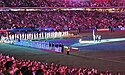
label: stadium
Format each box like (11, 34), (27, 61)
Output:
(0, 0), (125, 75)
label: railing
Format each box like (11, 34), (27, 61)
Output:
(0, 7), (125, 12)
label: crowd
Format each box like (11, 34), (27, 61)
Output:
(0, 0), (125, 7)
(0, 53), (121, 75)
(0, 11), (125, 31)
(0, 1), (125, 75)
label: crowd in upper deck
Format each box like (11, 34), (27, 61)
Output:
(0, 11), (125, 31)
(0, 0), (125, 7)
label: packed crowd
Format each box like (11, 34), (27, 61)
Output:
(0, 0), (125, 7)
(0, 11), (125, 31)
(0, 1), (125, 75)
(0, 53), (121, 75)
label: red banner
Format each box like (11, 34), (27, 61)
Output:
(0, 30), (7, 33)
